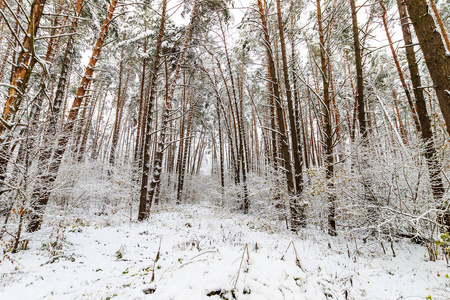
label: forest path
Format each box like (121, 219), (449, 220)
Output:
(1, 201), (448, 299)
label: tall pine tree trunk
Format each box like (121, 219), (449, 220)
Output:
(380, 3), (420, 132)
(110, 56), (128, 168)
(276, 0), (305, 228)
(138, 0), (167, 221)
(257, 0), (299, 230)
(134, 40), (147, 166)
(177, 90), (194, 204)
(405, 0), (450, 137)
(317, 0), (336, 236)
(350, 0), (377, 234)
(398, 0), (446, 229)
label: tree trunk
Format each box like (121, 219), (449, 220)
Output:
(350, 0), (367, 139)
(380, 3), (420, 133)
(218, 15), (241, 186)
(236, 52), (249, 213)
(8, 8), (65, 183)
(93, 106), (113, 160)
(90, 90), (108, 160)
(257, 0), (298, 230)
(217, 100), (225, 199)
(429, 0), (450, 51)
(405, 0), (450, 137)
(398, 0), (446, 229)
(138, 0), (167, 221)
(134, 40), (147, 165)
(78, 88), (103, 162)
(177, 90), (194, 204)
(212, 55), (239, 185)
(350, 0), (378, 234)
(317, 0), (336, 236)
(109, 57), (128, 168)
(175, 76), (188, 204)
(276, 0), (305, 228)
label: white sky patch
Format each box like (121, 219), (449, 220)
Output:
(80, 50), (90, 68)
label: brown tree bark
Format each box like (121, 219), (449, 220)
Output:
(398, 0), (446, 228)
(269, 64), (279, 169)
(317, 0), (336, 236)
(217, 102), (225, 198)
(90, 90), (108, 160)
(138, 0), (167, 221)
(175, 73), (188, 204)
(0, 0), (47, 138)
(191, 125), (204, 175)
(78, 87), (103, 162)
(276, 0), (305, 227)
(350, 0), (367, 139)
(8, 7), (66, 180)
(109, 57), (129, 167)
(177, 88), (194, 204)
(214, 57), (239, 184)
(380, 3), (420, 133)
(44, 0), (84, 147)
(0, 0), (46, 188)
(237, 51), (249, 213)
(290, 4), (309, 171)
(405, 0), (450, 137)
(218, 14), (241, 186)
(134, 37), (147, 165)
(429, 0), (450, 51)
(0, 0), (5, 43)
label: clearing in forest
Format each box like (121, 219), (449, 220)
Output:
(1, 201), (448, 299)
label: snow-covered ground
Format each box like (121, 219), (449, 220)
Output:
(1, 201), (449, 299)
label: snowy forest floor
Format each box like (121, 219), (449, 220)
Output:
(1, 197), (449, 300)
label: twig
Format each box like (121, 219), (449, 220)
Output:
(40, 254), (74, 266)
(234, 243), (250, 289)
(187, 250), (218, 262)
(150, 238), (162, 283)
(281, 241), (304, 271)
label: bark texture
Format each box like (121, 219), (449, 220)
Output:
(138, 0), (167, 221)
(405, 0), (450, 137)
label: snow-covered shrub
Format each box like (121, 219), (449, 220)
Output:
(48, 158), (138, 226)
(306, 137), (450, 242)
